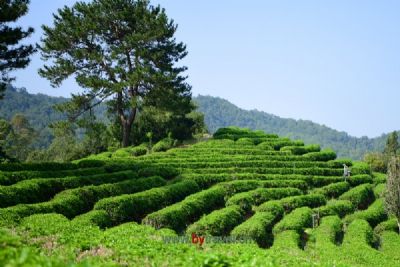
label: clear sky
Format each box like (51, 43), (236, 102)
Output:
(11, 0), (400, 138)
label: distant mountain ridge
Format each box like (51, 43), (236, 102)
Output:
(0, 86), (394, 159)
(193, 95), (394, 159)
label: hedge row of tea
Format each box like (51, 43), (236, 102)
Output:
(0, 127), (398, 266)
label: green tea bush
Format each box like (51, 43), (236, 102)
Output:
(0, 176), (167, 224)
(0, 167), (105, 185)
(94, 180), (200, 224)
(19, 213), (70, 237)
(313, 215), (343, 246)
(0, 170), (139, 207)
(313, 182), (350, 198)
(273, 207), (313, 235)
(225, 187), (302, 211)
(302, 149), (337, 161)
(316, 199), (354, 218)
(235, 138), (255, 145)
(142, 186), (226, 232)
(181, 173), (311, 189)
(280, 144), (320, 155)
(185, 205), (245, 236)
(374, 218), (399, 235)
(257, 142), (273, 150)
(271, 230), (301, 250)
(0, 162), (77, 172)
(342, 219), (374, 247)
(256, 194), (326, 214)
(351, 162), (371, 175)
(279, 194), (326, 212)
(310, 174), (372, 187)
(72, 210), (112, 228)
(137, 166), (179, 180)
(373, 183), (385, 198)
(338, 184), (374, 209)
(152, 138), (176, 152)
(231, 207), (284, 247)
(372, 172), (386, 184)
(344, 198), (387, 228)
(76, 160), (105, 168)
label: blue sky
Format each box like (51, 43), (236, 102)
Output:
(12, 0), (400, 138)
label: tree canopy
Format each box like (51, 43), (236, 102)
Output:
(0, 0), (35, 98)
(39, 0), (193, 147)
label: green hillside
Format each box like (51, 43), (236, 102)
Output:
(0, 127), (396, 266)
(195, 95), (394, 159)
(0, 86), (395, 159)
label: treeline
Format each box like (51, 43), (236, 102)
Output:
(195, 95), (397, 160)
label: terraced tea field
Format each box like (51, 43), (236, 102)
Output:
(0, 127), (398, 266)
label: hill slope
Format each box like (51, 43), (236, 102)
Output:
(0, 86), (394, 159)
(0, 128), (396, 266)
(194, 95), (392, 159)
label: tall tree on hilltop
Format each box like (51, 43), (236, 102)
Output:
(385, 156), (400, 233)
(384, 131), (399, 156)
(0, 0), (35, 98)
(39, 0), (192, 147)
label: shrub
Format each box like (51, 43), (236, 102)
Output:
(152, 138), (176, 152)
(372, 172), (386, 184)
(0, 162), (77, 172)
(316, 200), (354, 218)
(347, 174), (373, 186)
(142, 186), (226, 232)
(0, 176), (167, 224)
(131, 144), (148, 156)
(344, 198), (387, 228)
(180, 173), (312, 189)
(186, 205), (245, 236)
(302, 149), (337, 161)
(313, 182), (350, 198)
(374, 218), (399, 235)
(313, 215), (343, 246)
(94, 180), (200, 225)
(257, 142), (273, 150)
(0, 167), (105, 185)
(256, 194), (326, 214)
(72, 210), (112, 228)
(225, 187), (302, 211)
(112, 148), (132, 158)
(280, 194), (326, 212)
(19, 213), (70, 237)
(311, 175), (372, 187)
(271, 230), (301, 250)
(76, 160), (105, 168)
(373, 183), (385, 198)
(137, 166), (179, 180)
(338, 184), (374, 209)
(342, 219), (374, 247)
(0, 170), (139, 208)
(231, 208), (284, 247)
(273, 207), (313, 235)
(281, 144), (320, 155)
(351, 161), (371, 175)
(235, 138), (255, 146)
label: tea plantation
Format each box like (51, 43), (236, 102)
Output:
(0, 127), (398, 266)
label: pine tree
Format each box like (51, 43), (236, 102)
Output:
(0, 0), (35, 98)
(385, 156), (400, 233)
(39, 0), (192, 147)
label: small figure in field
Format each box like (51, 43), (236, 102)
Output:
(343, 164), (351, 181)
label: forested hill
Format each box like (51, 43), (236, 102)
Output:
(0, 87), (393, 159)
(194, 95), (392, 159)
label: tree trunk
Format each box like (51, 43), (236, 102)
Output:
(397, 219), (400, 235)
(122, 121), (131, 147)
